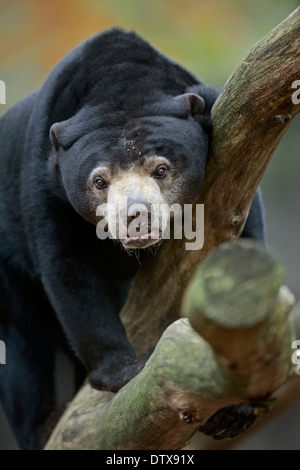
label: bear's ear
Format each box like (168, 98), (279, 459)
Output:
(50, 123), (63, 151)
(174, 93), (205, 119)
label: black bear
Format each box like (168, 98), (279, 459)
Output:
(0, 28), (264, 449)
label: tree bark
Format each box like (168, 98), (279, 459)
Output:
(45, 7), (300, 450)
(186, 302), (300, 450)
(45, 240), (296, 450)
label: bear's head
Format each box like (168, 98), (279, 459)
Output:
(49, 92), (210, 249)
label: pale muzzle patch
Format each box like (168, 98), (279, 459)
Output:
(96, 172), (176, 249)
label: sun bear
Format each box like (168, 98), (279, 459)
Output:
(0, 28), (264, 449)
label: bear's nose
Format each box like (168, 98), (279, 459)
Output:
(127, 211), (152, 226)
(127, 202), (152, 233)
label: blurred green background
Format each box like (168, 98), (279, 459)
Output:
(0, 0), (299, 450)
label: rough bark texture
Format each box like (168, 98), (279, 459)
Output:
(45, 7), (300, 450)
(186, 303), (300, 450)
(46, 240), (296, 450)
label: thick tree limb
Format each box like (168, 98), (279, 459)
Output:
(45, 240), (296, 449)
(188, 302), (300, 450)
(45, 7), (300, 450)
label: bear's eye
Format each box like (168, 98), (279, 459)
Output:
(154, 165), (167, 179)
(95, 176), (108, 189)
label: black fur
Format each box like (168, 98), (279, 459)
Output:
(0, 28), (264, 449)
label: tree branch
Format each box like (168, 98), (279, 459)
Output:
(45, 7), (300, 450)
(45, 240), (296, 450)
